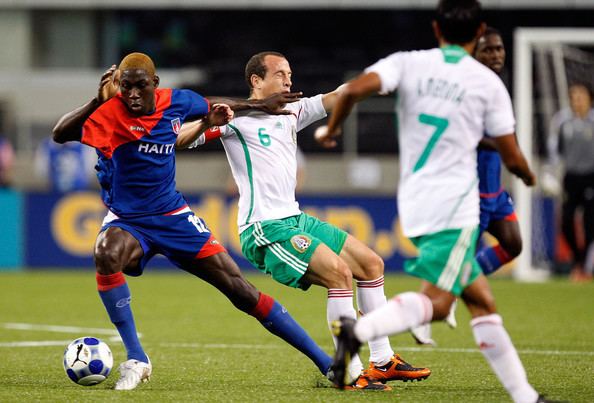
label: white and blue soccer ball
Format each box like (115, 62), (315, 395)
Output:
(63, 337), (113, 386)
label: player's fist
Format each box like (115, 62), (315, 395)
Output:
(207, 104), (234, 127)
(97, 65), (121, 103)
(522, 170), (536, 187)
(314, 125), (339, 148)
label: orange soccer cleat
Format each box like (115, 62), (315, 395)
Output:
(363, 354), (431, 383)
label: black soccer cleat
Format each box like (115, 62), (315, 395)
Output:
(329, 317), (362, 389)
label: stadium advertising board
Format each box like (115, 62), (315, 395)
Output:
(25, 192), (417, 270)
(0, 189), (23, 269)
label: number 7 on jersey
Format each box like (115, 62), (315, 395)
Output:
(413, 114), (449, 173)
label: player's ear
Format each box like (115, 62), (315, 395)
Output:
(475, 22), (487, 42)
(250, 74), (262, 90)
(432, 20), (441, 43)
(153, 75), (160, 88)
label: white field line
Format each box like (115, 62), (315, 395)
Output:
(2, 323), (592, 356)
(2, 322), (141, 338)
(159, 342), (594, 357)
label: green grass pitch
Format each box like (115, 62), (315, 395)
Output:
(1, 270), (592, 402)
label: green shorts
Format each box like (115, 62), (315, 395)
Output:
(405, 226), (481, 296)
(239, 213), (348, 290)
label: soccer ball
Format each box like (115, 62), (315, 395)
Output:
(63, 337), (113, 386)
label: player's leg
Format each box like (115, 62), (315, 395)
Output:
(462, 275), (539, 403)
(561, 174), (583, 271)
(476, 192), (522, 275)
(182, 243), (333, 376)
(339, 234), (431, 382)
(93, 225), (152, 390)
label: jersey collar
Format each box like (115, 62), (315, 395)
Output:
(440, 45), (468, 64)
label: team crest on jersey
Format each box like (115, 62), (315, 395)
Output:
(290, 235), (311, 253)
(171, 118), (181, 134)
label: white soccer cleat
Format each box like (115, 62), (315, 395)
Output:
(410, 324), (437, 346)
(445, 299), (458, 329)
(114, 358), (152, 390)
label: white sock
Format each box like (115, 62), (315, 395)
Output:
(356, 276), (394, 365)
(328, 288), (363, 378)
(354, 292), (433, 343)
(471, 314), (538, 403)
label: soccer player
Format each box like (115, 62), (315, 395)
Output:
(182, 51), (431, 390)
(317, 0), (553, 401)
(411, 26), (521, 346)
(52, 52), (335, 390)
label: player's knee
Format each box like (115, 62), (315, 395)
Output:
(94, 244), (125, 274)
(506, 238), (522, 259)
(326, 259), (353, 289)
(360, 252), (384, 280)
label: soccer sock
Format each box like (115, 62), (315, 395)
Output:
(327, 289), (363, 378)
(476, 244), (512, 275)
(96, 272), (148, 363)
(250, 292), (332, 375)
(354, 292), (433, 343)
(356, 277), (394, 365)
(471, 314), (538, 403)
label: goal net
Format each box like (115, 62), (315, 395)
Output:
(513, 28), (594, 281)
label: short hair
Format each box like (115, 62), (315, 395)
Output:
(119, 52), (156, 76)
(245, 51), (286, 90)
(435, 0), (483, 44)
(482, 26), (501, 39)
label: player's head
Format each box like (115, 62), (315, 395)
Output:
(474, 27), (505, 74)
(434, 0), (485, 46)
(118, 52), (160, 116)
(245, 51), (292, 99)
(568, 83), (592, 118)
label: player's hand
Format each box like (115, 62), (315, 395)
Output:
(206, 103), (234, 127)
(522, 170), (536, 187)
(97, 65), (121, 104)
(257, 91), (303, 115)
(314, 125), (341, 148)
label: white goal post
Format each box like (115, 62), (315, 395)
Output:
(513, 27), (594, 281)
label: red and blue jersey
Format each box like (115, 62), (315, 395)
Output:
(477, 148), (502, 198)
(82, 88), (209, 217)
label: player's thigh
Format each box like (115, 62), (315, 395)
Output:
(487, 219), (522, 257)
(184, 251), (260, 311)
(338, 234), (384, 281)
(94, 226), (144, 274)
(305, 242), (352, 289)
(240, 219), (321, 290)
(405, 227), (481, 297)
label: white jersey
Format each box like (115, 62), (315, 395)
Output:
(365, 46), (515, 237)
(219, 95), (326, 233)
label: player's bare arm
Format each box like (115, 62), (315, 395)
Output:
(494, 133), (536, 186)
(207, 91), (302, 115)
(176, 104), (233, 149)
(315, 73), (382, 148)
(53, 65), (121, 144)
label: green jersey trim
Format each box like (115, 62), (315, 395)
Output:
(440, 44), (468, 64)
(228, 124), (255, 225)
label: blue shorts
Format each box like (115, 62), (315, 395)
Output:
(479, 190), (516, 236)
(101, 208), (226, 276)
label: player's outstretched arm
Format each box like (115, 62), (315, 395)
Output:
(494, 133), (536, 186)
(176, 104), (232, 149)
(53, 65), (121, 144)
(207, 91), (302, 115)
(315, 72), (382, 148)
